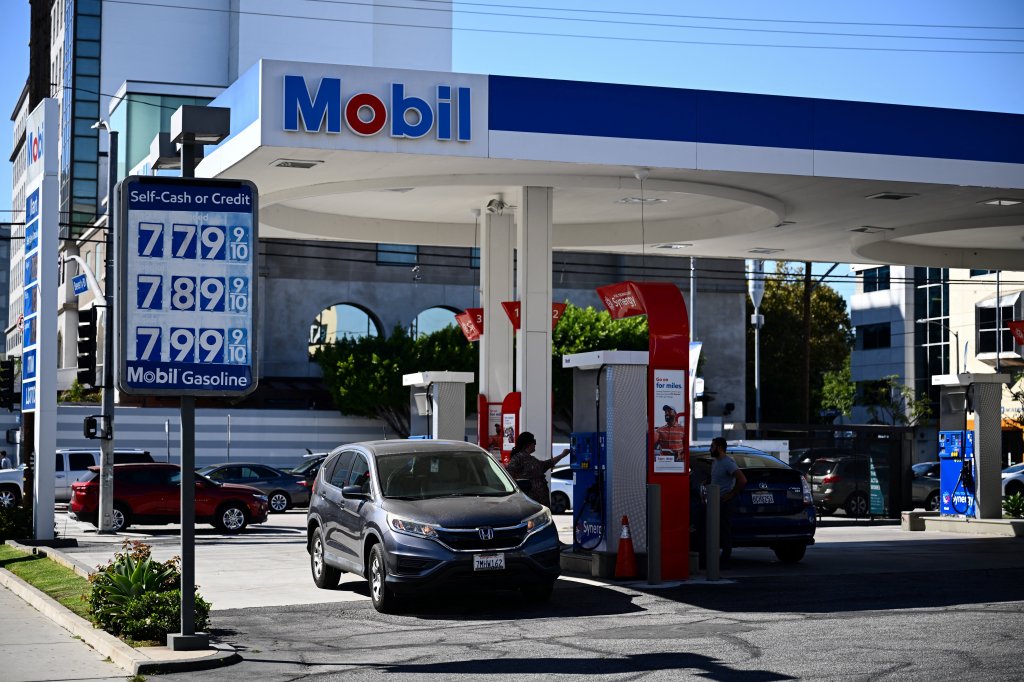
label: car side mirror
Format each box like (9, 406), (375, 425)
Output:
(342, 485), (369, 499)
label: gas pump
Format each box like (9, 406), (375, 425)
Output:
(939, 430), (976, 516)
(570, 431), (607, 551)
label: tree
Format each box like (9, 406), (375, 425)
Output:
(314, 325), (477, 438)
(746, 262), (853, 424)
(820, 356), (855, 420)
(551, 304), (648, 430)
(857, 375), (933, 426)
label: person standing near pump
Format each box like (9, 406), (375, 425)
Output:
(506, 432), (569, 508)
(0, 451), (11, 469)
(710, 436), (746, 566)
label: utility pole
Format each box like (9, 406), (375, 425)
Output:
(802, 262), (812, 424)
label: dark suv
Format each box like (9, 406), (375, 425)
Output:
(307, 440), (560, 613)
(809, 456), (873, 516)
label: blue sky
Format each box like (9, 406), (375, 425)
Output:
(2, 0), (1023, 301)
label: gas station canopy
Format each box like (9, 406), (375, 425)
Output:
(200, 60), (1024, 268)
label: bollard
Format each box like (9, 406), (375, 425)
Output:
(646, 483), (661, 585)
(706, 484), (720, 581)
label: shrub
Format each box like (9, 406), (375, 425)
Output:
(1004, 492), (1024, 519)
(118, 589), (211, 642)
(0, 505), (33, 542)
(89, 540), (211, 640)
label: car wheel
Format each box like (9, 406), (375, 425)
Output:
(845, 492), (869, 517)
(550, 492), (570, 515)
(268, 491), (291, 513)
(368, 544), (399, 614)
(772, 544), (806, 564)
(0, 485), (20, 508)
(925, 492), (940, 511)
(310, 527), (341, 589)
(1006, 481), (1024, 498)
(523, 578), (556, 602)
(216, 503), (248, 533)
(112, 503), (131, 532)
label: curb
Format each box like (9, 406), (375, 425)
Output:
(0, 543), (240, 675)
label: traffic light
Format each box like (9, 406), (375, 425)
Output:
(0, 359), (13, 411)
(77, 307), (98, 387)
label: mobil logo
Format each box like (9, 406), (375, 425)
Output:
(283, 74), (471, 141)
(26, 125), (44, 166)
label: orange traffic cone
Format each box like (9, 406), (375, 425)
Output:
(614, 515), (637, 579)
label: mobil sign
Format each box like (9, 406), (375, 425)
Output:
(265, 62), (487, 156)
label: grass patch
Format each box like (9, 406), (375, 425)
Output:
(0, 544), (92, 620)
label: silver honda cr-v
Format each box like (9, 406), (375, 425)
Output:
(306, 439), (561, 613)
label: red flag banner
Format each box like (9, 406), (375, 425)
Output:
(501, 302), (567, 331)
(455, 308), (483, 342)
(1010, 320), (1024, 346)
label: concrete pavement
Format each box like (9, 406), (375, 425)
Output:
(0, 583), (126, 682)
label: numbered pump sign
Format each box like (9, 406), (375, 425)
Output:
(118, 176), (258, 396)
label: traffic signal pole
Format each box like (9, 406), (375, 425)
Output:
(98, 127), (118, 534)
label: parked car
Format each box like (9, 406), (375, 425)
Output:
(911, 461), (941, 511)
(789, 447), (856, 476)
(549, 466), (573, 514)
(70, 463), (269, 532)
(808, 456), (874, 516)
(307, 439), (560, 613)
(690, 444), (816, 564)
(197, 462), (310, 512)
(288, 452), (328, 482)
(1003, 463), (1024, 497)
(0, 466), (25, 508)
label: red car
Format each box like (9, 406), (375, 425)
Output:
(70, 463), (269, 533)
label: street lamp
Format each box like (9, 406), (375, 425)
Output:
(916, 318), (962, 375)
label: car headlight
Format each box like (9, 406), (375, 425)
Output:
(253, 493), (268, 502)
(388, 513), (438, 540)
(525, 509), (551, 534)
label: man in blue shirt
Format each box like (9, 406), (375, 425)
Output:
(710, 437), (746, 565)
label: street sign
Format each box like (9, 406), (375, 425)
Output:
(118, 176), (259, 396)
(72, 274), (88, 296)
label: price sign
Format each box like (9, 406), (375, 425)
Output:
(118, 177), (258, 396)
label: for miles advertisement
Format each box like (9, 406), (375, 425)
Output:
(119, 177), (259, 396)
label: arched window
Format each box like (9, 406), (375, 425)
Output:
(309, 303), (381, 357)
(411, 306), (459, 338)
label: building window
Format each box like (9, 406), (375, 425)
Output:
(857, 322), (891, 350)
(977, 303), (1016, 354)
(970, 269), (995, 277)
(862, 266), (890, 293)
(377, 244), (417, 265)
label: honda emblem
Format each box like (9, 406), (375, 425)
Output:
(478, 527), (494, 541)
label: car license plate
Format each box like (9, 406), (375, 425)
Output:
(473, 553), (505, 571)
(751, 492), (774, 505)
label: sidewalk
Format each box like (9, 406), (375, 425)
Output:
(0, 584), (126, 682)
(0, 543), (240, 677)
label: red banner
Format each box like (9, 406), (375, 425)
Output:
(455, 308), (483, 342)
(1010, 320), (1024, 346)
(501, 302), (568, 331)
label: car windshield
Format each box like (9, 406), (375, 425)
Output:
(377, 450), (516, 499)
(809, 459), (838, 476)
(691, 449), (789, 469)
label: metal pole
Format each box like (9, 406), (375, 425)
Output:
(165, 419), (170, 462)
(227, 414), (231, 462)
(98, 128), (118, 534)
(754, 307), (761, 436)
(689, 258), (695, 442)
(996, 271), (1002, 374)
(179, 395), (196, 637)
(168, 140), (207, 650)
(646, 483), (662, 585)
(706, 484), (721, 580)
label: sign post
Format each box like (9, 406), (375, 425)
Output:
(118, 175), (258, 649)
